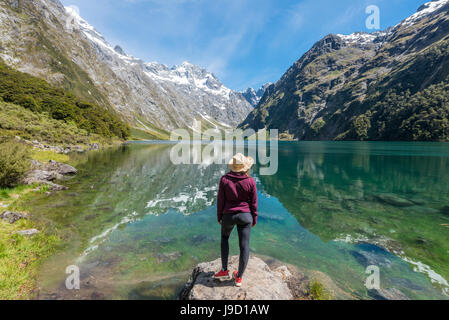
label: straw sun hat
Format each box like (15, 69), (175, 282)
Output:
(228, 153), (255, 173)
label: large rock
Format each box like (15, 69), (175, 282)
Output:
(46, 182), (69, 191)
(44, 160), (77, 175)
(23, 170), (60, 184)
(179, 256), (302, 300)
(23, 160), (76, 190)
(1, 211), (27, 224)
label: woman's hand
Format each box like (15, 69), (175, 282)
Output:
(252, 215), (257, 227)
(218, 220), (222, 225)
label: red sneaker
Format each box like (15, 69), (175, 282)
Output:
(213, 269), (230, 280)
(233, 271), (243, 287)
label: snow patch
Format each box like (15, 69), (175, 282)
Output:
(336, 32), (381, 45)
(401, 0), (449, 26)
(65, 6), (139, 65)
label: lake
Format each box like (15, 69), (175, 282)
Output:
(27, 141), (449, 300)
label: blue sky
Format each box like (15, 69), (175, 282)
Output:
(61, 0), (428, 91)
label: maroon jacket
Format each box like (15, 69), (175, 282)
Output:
(217, 172), (258, 226)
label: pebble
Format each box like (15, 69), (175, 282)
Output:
(15, 229), (40, 237)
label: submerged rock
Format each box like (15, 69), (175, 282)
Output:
(1, 211), (27, 224)
(350, 250), (392, 268)
(408, 206), (439, 215)
(390, 277), (425, 291)
(190, 235), (215, 245)
(367, 288), (410, 300)
(409, 197), (426, 206)
(151, 237), (175, 244)
(375, 194), (414, 207)
(155, 252), (182, 263)
(441, 206), (449, 216)
(179, 256), (306, 300)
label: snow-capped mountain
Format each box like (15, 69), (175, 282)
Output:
(144, 61), (231, 100)
(335, 0), (449, 46)
(335, 31), (387, 46)
(403, 0), (449, 26)
(64, 5), (253, 130)
(241, 83), (273, 107)
(0, 0), (253, 134)
(241, 0), (449, 141)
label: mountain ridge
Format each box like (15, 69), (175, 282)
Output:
(0, 0), (254, 135)
(240, 0), (449, 141)
(64, 4), (254, 130)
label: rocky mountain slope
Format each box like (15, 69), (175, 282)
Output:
(240, 0), (449, 141)
(0, 0), (253, 135)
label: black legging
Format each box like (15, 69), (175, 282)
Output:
(221, 212), (252, 278)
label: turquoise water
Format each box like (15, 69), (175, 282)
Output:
(30, 142), (449, 300)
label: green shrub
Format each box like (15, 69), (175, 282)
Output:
(0, 60), (130, 140)
(308, 280), (332, 300)
(0, 140), (31, 188)
(311, 117), (326, 134)
(0, 101), (109, 145)
(352, 114), (371, 141)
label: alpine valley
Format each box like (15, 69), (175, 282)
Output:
(0, 0), (263, 140)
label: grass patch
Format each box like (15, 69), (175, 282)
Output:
(0, 219), (61, 299)
(131, 124), (170, 141)
(30, 150), (70, 164)
(133, 116), (171, 140)
(0, 183), (61, 299)
(130, 128), (165, 141)
(0, 184), (43, 208)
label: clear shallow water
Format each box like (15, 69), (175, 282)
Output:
(28, 142), (449, 300)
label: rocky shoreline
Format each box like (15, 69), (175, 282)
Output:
(1, 158), (79, 238)
(16, 136), (100, 154)
(1, 136), (124, 241)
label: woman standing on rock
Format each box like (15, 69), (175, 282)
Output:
(214, 153), (258, 287)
